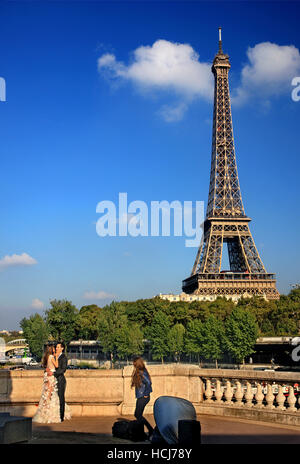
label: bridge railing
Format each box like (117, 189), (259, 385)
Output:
(6, 339), (27, 346)
(197, 368), (300, 420)
(1, 365), (300, 426)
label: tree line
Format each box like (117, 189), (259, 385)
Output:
(20, 287), (300, 364)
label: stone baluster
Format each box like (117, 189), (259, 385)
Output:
(276, 384), (286, 411)
(254, 383), (264, 408)
(214, 379), (223, 404)
(244, 381), (254, 408)
(224, 380), (233, 405)
(234, 380), (244, 407)
(265, 383), (275, 409)
(204, 378), (213, 403)
(287, 385), (297, 412)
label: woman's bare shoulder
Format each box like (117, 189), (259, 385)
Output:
(47, 354), (55, 364)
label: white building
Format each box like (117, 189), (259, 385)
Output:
(158, 292), (257, 303)
(0, 330), (11, 336)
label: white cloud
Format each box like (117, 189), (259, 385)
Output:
(158, 102), (188, 122)
(98, 39), (300, 117)
(232, 42), (300, 105)
(98, 40), (213, 121)
(83, 290), (116, 300)
(31, 298), (44, 310)
(0, 253), (37, 271)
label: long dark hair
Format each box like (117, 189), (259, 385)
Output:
(42, 345), (54, 368)
(131, 356), (151, 389)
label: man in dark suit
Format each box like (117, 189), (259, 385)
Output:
(53, 342), (68, 422)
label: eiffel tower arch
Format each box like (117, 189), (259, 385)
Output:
(182, 29), (280, 301)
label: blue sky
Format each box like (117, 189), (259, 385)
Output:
(0, 1), (300, 329)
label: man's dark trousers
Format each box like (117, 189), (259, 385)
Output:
(57, 376), (66, 421)
(54, 353), (68, 421)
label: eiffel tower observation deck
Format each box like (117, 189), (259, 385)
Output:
(182, 29), (280, 301)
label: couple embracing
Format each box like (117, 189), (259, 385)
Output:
(33, 342), (71, 423)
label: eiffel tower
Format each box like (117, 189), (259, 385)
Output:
(182, 29), (280, 301)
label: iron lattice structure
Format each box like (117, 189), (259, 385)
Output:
(182, 30), (279, 300)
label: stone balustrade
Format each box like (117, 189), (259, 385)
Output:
(199, 369), (299, 409)
(0, 365), (300, 427)
(195, 368), (300, 426)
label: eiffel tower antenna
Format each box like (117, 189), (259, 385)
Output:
(183, 29), (279, 301)
(218, 27), (223, 53)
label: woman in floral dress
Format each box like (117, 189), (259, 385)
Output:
(32, 345), (71, 423)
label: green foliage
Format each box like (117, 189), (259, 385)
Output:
(146, 310), (171, 362)
(225, 307), (259, 363)
(287, 287), (300, 303)
(76, 362), (98, 369)
(185, 316), (225, 365)
(167, 323), (186, 362)
(207, 298), (235, 321)
(45, 299), (78, 345)
(185, 319), (204, 357)
(269, 296), (299, 336)
(260, 318), (275, 337)
(97, 302), (127, 361)
(77, 305), (103, 340)
(199, 316), (226, 366)
(20, 314), (49, 360)
(19, 286), (300, 364)
(123, 297), (170, 327)
(116, 322), (144, 360)
(164, 303), (192, 325)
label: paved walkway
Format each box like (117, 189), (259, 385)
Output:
(30, 414), (300, 444)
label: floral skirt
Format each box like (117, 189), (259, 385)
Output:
(32, 372), (71, 423)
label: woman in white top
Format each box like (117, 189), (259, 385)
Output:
(33, 345), (71, 423)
